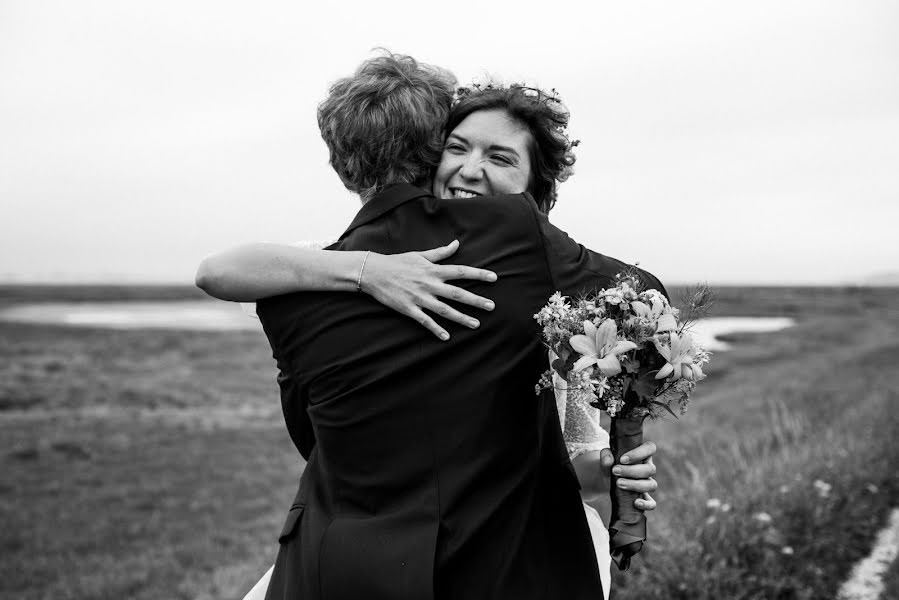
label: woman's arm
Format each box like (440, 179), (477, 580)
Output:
(196, 243), (362, 301)
(572, 450), (612, 526)
(196, 240), (498, 340)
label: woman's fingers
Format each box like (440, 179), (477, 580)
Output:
(426, 300), (481, 331)
(412, 240), (497, 282)
(613, 459), (655, 480)
(416, 239), (459, 263)
(437, 284), (495, 311)
(599, 448), (615, 472)
(372, 240), (497, 340)
(406, 299), (481, 341)
(619, 442), (657, 465)
(407, 308), (450, 341)
(636, 493), (656, 511)
(616, 477), (658, 494)
(437, 264), (497, 283)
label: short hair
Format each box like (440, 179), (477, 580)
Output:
(445, 84), (575, 214)
(318, 51), (457, 202)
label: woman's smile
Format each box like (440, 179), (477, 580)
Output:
(448, 188), (482, 199)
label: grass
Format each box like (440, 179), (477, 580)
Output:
(882, 556), (899, 599)
(613, 286), (899, 600)
(1, 285), (897, 599)
(0, 287), (296, 599)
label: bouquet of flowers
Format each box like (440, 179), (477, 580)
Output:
(534, 271), (713, 570)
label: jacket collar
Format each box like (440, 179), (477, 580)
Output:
(339, 183), (432, 240)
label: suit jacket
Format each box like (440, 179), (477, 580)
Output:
(257, 184), (666, 600)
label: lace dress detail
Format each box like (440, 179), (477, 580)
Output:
(551, 354), (610, 462)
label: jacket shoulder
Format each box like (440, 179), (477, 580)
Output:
(430, 192), (541, 231)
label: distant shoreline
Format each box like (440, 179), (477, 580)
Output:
(1, 284), (895, 320)
(0, 284), (208, 308)
(2, 282), (896, 290)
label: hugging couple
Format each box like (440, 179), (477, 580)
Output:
(197, 50), (663, 600)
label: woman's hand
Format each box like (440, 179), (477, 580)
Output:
(360, 240), (498, 341)
(602, 442), (658, 511)
(572, 442), (658, 511)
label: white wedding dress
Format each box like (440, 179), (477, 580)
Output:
(554, 367), (613, 600)
(240, 242), (612, 600)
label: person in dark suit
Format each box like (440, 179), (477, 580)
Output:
(197, 53), (661, 600)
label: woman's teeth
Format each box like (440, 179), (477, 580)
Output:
(451, 189), (480, 199)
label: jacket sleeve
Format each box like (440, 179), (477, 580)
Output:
(256, 295), (316, 461)
(274, 360), (316, 461)
(524, 194), (669, 300)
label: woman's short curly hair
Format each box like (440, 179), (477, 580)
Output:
(445, 84), (576, 214)
(317, 51), (457, 202)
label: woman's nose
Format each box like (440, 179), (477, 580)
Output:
(459, 155), (483, 180)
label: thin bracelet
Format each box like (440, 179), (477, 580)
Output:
(356, 251), (371, 292)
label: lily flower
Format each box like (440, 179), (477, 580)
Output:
(631, 298), (661, 318)
(631, 298), (677, 332)
(570, 319), (638, 376)
(654, 332), (704, 380)
(654, 312), (678, 333)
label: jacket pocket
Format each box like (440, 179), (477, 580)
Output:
(278, 504), (305, 543)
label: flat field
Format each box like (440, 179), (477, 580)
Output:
(0, 285), (896, 599)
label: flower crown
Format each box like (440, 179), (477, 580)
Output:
(453, 82), (581, 183)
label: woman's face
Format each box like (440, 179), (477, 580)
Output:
(433, 109), (533, 200)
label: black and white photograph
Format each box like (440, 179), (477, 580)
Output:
(1, 1), (897, 599)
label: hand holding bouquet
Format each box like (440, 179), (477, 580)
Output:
(535, 271), (713, 570)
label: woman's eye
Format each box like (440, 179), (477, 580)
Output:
(445, 144), (466, 153)
(491, 154), (514, 165)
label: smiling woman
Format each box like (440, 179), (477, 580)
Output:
(435, 83), (579, 214)
(435, 108), (533, 200)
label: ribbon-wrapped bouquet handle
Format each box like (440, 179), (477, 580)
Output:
(608, 415), (647, 571)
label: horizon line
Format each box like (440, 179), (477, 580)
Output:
(0, 278), (895, 289)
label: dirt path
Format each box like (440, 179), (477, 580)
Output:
(837, 508), (899, 600)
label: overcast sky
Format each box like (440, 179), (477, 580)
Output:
(2, 0), (897, 285)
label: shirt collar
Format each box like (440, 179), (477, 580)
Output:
(339, 183), (432, 240)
